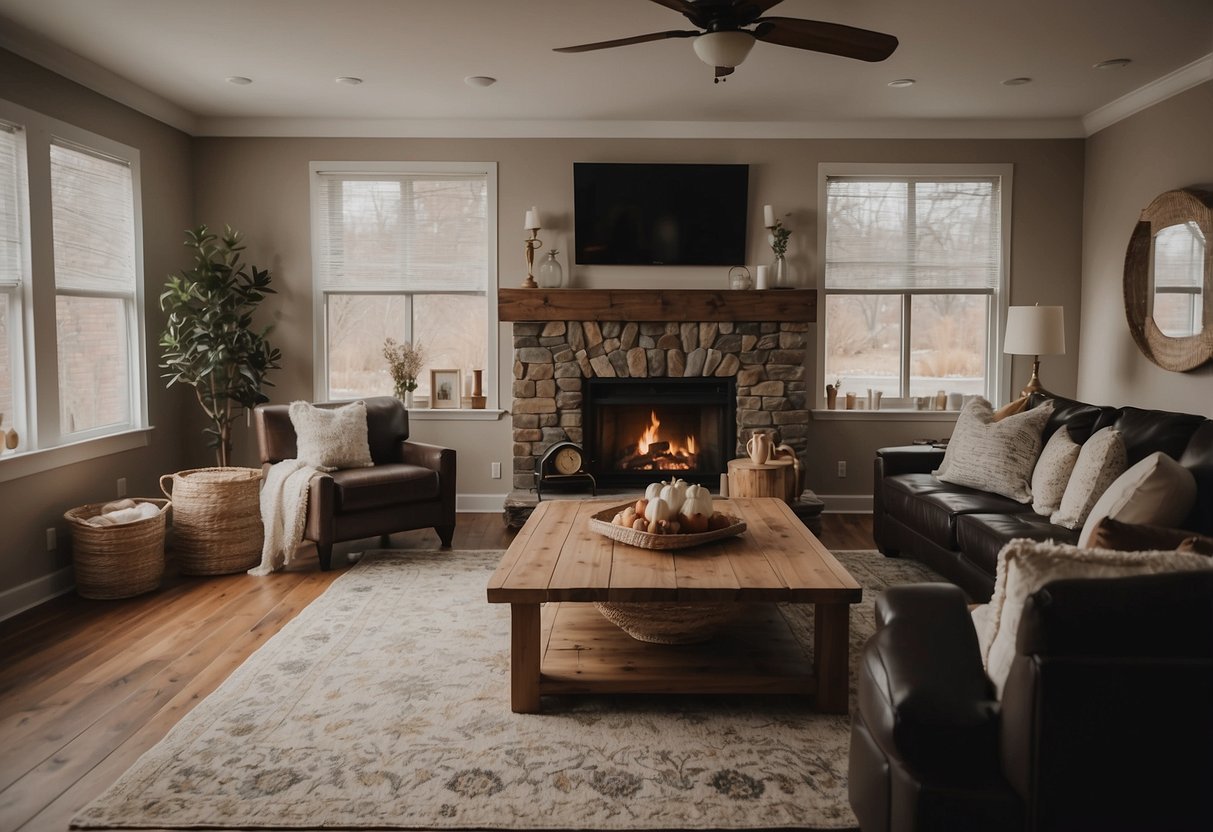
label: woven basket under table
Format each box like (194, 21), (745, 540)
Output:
(160, 467), (263, 575)
(65, 498), (171, 599)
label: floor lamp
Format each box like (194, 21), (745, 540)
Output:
(1004, 305), (1065, 398)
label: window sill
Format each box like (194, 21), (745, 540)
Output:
(408, 408), (505, 422)
(811, 409), (961, 422)
(0, 427), (155, 484)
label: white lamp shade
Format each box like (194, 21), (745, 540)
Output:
(1004, 305), (1066, 356)
(692, 31), (755, 68)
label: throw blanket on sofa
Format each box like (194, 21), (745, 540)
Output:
(250, 459), (317, 576)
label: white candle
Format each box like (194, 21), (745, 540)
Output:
(524, 207), (539, 230)
(763, 204), (775, 228)
(755, 265), (768, 290)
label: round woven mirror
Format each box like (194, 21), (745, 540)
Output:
(1123, 188), (1213, 372)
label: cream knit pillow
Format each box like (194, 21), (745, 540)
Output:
(1031, 427), (1081, 516)
(1076, 452), (1197, 547)
(288, 400), (374, 472)
(974, 538), (1213, 696)
(935, 397), (1053, 503)
(1050, 427), (1126, 530)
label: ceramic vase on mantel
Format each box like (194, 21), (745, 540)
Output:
(771, 254), (790, 288)
(536, 249), (563, 288)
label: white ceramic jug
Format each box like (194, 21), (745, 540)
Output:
(746, 432), (772, 465)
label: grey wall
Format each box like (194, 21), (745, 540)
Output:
(1079, 80), (1213, 416)
(0, 49), (193, 603)
(193, 135), (1086, 505)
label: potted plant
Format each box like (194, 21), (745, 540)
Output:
(383, 337), (425, 408)
(159, 225), (282, 466)
(158, 225), (281, 575)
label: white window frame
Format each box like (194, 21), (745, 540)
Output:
(0, 97), (149, 482)
(815, 163), (1013, 414)
(308, 161), (499, 419)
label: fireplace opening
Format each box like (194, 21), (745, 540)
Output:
(584, 378), (735, 489)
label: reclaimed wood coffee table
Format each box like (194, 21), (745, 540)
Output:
(486, 497), (862, 714)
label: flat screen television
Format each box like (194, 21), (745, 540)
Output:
(573, 162), (748, 266)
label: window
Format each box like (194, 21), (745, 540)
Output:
(0, 98), (146, 468)
(819, 166), (1011, 407)
(311, 163), (497, 406)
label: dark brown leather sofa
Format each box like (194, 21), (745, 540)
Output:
(873, 393), (1213, 601)
(254, 397), (456, 569)
(850, 574), (1213, 832)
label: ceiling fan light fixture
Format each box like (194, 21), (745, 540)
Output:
(692, 30), (756, 69)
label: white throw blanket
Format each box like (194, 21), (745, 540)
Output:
(249, 459), (317, 576)
(86, 499), (161, 527)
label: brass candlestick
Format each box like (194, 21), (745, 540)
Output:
(523, 228), (542, 288)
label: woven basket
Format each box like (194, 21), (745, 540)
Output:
(65, 499), (170, 599)
(595, 601), (749, 644)
(160, 467), (263, 575)
(588, 503), (746, 550)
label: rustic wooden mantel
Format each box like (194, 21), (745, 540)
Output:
(498, 288), (816, 322)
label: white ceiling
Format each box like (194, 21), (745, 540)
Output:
(1, 0), (1211, 137)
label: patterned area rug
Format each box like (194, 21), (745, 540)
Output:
(73, 549), (941, 830)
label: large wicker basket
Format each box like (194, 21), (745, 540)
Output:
(65, 498), (170, 599)
(595, 600), (750, 644)
(160, 467), (263, 575)
(588, 503), (746, 550)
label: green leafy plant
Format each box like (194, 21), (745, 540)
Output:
(769, 217), (792, 257)
(160, 225), (282, 466)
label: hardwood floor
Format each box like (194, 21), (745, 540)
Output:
(0, 511), (872, 831)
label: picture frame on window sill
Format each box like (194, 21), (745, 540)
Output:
(429, 369), (462, 409)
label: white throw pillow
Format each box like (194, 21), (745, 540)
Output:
(978, 538), (1213, 696)
(1050, 427), (1126, 529)
(1031, 427), (1081, 516)
(288, 400), (374, 472)
(934, 397), (1054, 503)
(1076, 452), (1197, 547)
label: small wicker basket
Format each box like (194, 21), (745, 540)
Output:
(588, 503), (746, 550)
(160, 467), (263, 575)
(65, 499), (171, 599)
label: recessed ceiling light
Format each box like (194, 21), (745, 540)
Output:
(464, 75), (497, 87)
(225, 76), (253, 86)
(1093, 58), (1132, 70)
(1002, 77), (1032, 86)
(887, 78), (916, 88)
(335, 76), (363, 85)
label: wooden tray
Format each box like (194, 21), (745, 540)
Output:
(588, 503), (746, 550)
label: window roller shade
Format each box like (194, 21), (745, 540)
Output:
(825, 176), (1001, 291)
(50, 141), (136, 295)
(316, 173), (488, 293)
(0, 125), (24, 287)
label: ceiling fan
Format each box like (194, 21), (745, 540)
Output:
(554, 0), (899, 82)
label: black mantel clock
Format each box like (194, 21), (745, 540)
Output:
(535, 441), (596, 500)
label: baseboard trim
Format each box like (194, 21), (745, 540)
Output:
(457, 493), (509, 513)
(0, 567), (74, 622)
(818, 494), (873, 514)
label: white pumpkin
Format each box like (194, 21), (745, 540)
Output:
(663, 477), (689, 506)
(644, 496), (672, 526)
(645, 482), (664, 501)
(679, 483), (713, 533)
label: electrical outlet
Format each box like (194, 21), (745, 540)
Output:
(116, 477), (127, 497)
(491, 462), (502, 479)
(837, 461), (847, 478)
(46, 527), (57, 551)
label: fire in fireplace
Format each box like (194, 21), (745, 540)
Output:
(584, 378), (734, 489)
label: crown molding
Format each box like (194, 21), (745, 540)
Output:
(196, 116), (1085, 140)
(1083, 52), (1213, 136)
(0, 15), (198, 135)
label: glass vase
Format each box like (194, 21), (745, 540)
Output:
(771, 254), (791, 288)
(536, 249), (563, 288)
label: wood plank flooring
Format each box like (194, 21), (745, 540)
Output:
(0, 511), (872, 831)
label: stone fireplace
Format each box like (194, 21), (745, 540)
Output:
(510, 318), (809, 493)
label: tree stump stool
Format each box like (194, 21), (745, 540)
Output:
(727, 459), (786, 499)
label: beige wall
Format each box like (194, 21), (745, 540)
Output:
(193, 135), (1085, 505)
(0, 49), (194, 602)
(1079, 81), (1213, 417)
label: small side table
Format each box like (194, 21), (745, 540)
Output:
(726, 459), (785, 498)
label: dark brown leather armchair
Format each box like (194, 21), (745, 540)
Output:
(850, 575), (1213, 832)
(254, 397), (456, 570)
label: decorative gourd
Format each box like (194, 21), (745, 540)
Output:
(632, 518), (649, 532)
(644, 497), (672, 526)
(660, 477), (689, 507)
(644, 482), (664, 501)
(679, 484), (713, 533)
(634, 498), (648, 516)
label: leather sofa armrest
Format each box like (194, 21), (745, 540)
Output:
(876, 445), (946, 477)
(859, 584), (1002, 781)
(400, 440), (454, 476)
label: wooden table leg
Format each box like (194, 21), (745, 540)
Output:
(814, 602), (850, 714)
(511, 603), (541, 713)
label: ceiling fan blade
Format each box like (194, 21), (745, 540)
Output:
(554, 30), (698, 53)
(646, 0), (698, 15)
(733, 1), (786, 24)
(753, 17), (898, 62)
